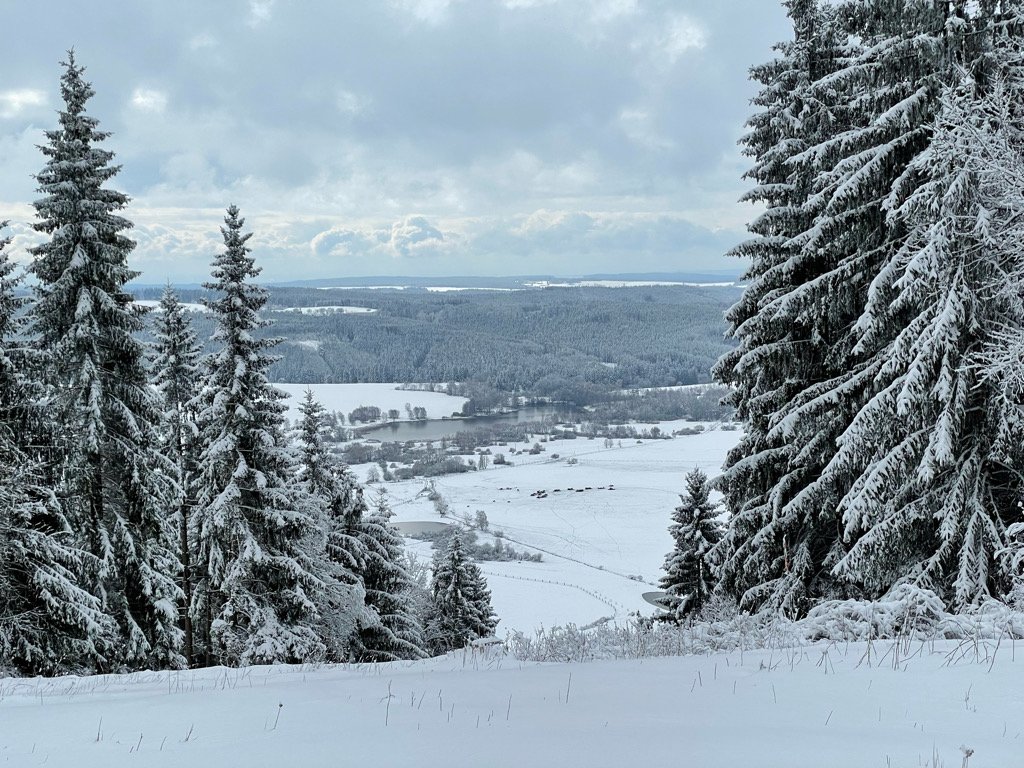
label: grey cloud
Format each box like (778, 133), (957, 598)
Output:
(2, 0), (789, 280)
(310, 227), (379, 258)
(296, 209), (741, 280)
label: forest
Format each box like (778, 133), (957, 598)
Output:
(132, 283), (740, 404)
(0, 56), (497, 676)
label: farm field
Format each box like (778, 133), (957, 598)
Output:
(371, 421), (740, 634)
(274, 382), (469, 424)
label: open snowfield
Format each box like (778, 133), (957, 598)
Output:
(273, 383), (468, 423)
(136, 300), (207, 313)
(273, 305), (378, 314)
(424, 286), (522, 292)
(371, 422), (740, 634)
(3, 642), (1021, 768)
(525, 279), (738, 288)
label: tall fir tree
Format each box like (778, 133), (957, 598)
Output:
(151, 286), (204, 665)
(427, 530), (497, 653)
(292, 390), (369, 660)
(0, 225), (28, 446)
(190, 206), (326, 666)
(660, 469), (723, 618)
(825, 8), (1024, 608)
(292, 392), (426, 660)
(28, 54), (183, 669)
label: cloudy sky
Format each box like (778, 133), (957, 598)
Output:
(0, 0), (790, 283)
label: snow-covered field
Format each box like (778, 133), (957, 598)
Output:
(136, 300), (207, 312)
(3, 642), (1020, 767)
(373, 422), (739, 634)
(273, 383), (468, 423)
(273, 305), (377, 314)
(315, 285), (409, 290)
(525, 279), (738, 288)
(424, 286), (521, 292)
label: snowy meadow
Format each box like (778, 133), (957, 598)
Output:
(3, 640), (1022, 767)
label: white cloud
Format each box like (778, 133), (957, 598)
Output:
(130, 88), (168, 112)
(390, 0), (460, 25)
(0, 89), (46, 119)
(618, 108), (673, 150)
(389, 215), (447, 256)
(248, 0), (274, 26)
(662, 14), (707, 61)
(311, 227), (377, 258)
(187, 32), (217, 50)
(628, 12), (706, 68)
(336, 89), (370, 117)
(589, 0), (638, 25)
(0, 215), (43, 265)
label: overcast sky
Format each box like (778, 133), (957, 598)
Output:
(0, 0), (790, 283)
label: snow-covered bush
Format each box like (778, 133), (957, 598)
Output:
(507, 586), (1024, 663)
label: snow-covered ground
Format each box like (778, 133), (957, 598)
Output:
(136, 300), (207, 312)
(273, 383), (468, 423)
(374, 423), (739, 634)
(525, 279), (738, 288)
(4, 426), (1023, 767)
(3, 642), (1020, 768)
(273, 305), (377, 314)
(314, 285), (409, 290)
(424, 286), (522, 292)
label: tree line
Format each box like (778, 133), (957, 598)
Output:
(0, 55), (497, 676)
(140, 285), (738, 404)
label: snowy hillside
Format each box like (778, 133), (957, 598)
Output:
(3, 642), (1020, 768)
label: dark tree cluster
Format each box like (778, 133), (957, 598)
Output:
(0, 56), (498, 676)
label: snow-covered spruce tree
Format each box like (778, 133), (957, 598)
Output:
(190, 206), (327, 666)
(660, 469), (724, 618)
(825, 13), (1024, 608)
(292, 390), (368, 661)
(357, 489), (428, 661)
(28, 54), (183, 670)
(713, 0), (862, 615)
(0, 224), (114, 675)
(325, 461), (372, 583)
(427, 530), (497, 653)
(717, 1), (1024, 614)
(151, 286), (204, 665)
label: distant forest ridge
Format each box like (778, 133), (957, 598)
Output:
(132, 284), (740, 404)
